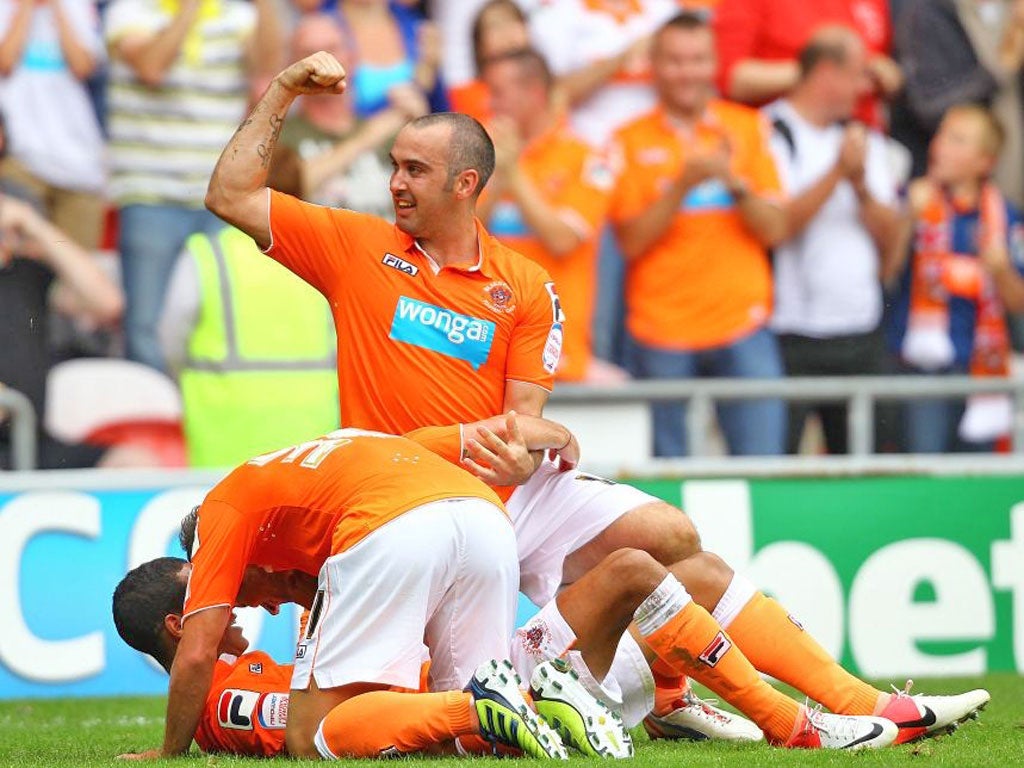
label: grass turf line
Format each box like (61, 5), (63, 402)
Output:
(1, 675), (1021, 767)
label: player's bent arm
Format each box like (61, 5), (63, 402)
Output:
(206, 53), (347, 249)
(162, 606), (232, 756)
(503, 379), (549, 417)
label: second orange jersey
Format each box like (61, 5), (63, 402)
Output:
(183, 430), (503, 620)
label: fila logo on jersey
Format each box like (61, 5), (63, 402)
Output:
(218, 689), (259, 731)
(698, 632), (733, 667)
(389, 296), (495, 370)
(382, 253), (419, 276)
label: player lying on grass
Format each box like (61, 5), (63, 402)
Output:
(111, 424), (634, 761)
(112, 557), (626, 759)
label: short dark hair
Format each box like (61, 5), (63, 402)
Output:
(482, 47), (553, 90)
(112, 557), (189, 671)
(407, 112), (496, 195)
(180, 506), (199, 561)
(657, 9), (710, 37)
(798, 26), (859, 79)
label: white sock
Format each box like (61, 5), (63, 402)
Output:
(711, 573), (758, 629)
(633, 574), (692, 637)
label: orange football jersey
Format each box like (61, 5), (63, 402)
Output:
(195, 651), (292, 756)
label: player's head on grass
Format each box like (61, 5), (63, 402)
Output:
(111, 557), (190, 672)
(113, 554), (250, 673)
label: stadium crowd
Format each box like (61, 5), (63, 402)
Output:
(2, 0), (1024, 468)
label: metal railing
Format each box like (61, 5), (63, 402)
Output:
(3, 375), (1022, 470)
(0, 387), (37, 471)
(551, 375), (1024, 456)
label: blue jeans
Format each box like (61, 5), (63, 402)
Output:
(591, 227), (627, 366)
(627, 327), (786, 457)
(119, 203), (223, 372)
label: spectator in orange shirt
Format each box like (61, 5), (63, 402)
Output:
(611, 11), (787, 457)
(478, 48), (626, 383)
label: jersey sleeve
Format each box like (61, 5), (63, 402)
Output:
(556, 150), (615, 241)
(403, 424), (463, 465)
(608, 134), (651, 223)
(743, 113), (784, 199)
(506, 275), (562, 391)
(266, 190), (379, 299)
(183, 500), (254, 620)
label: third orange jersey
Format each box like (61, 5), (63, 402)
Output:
(610, 101), (782, 350)
(266, 193), (563, 434)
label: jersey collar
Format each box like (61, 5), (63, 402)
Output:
(396, 218), (495, 277)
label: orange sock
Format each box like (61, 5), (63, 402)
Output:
(725, 593), (883, 715)
(637, 577), (801, 744)
(315, 691), (475, 758)
(651, 658), (688, 715)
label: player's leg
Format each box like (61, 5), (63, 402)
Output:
(516, 547), (894, 749)
(663, 551), (990, 743)
(285, 502), (529, 759)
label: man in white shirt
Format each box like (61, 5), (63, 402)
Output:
(764, 26), (900, 454)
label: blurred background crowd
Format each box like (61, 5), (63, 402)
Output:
(2, 0), (1024, 470)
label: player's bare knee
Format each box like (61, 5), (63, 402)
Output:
(643, 502), (702, 563)
(600, 547), (669, 604)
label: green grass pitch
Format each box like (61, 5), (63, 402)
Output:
(1, 675), (1022, 767)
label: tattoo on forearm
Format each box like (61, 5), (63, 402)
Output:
(256, 112), (285, 168)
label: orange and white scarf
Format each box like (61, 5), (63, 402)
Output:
(903, 183), (1010, 377)
(903, 182), (1013, 442)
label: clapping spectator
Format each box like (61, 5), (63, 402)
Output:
(336, 0), (445, 117)
(715, 0), (900, 129)
(892, 0), (1024, 205)
(893, 105), (1024, 452)
(611, 12), (787, 457)
(0, 0), (106, 249)
(105, 0), (284, 373)
(479, 48), (625, 383)
(278, 12), (427, 216)
(765, 27), (901, 454)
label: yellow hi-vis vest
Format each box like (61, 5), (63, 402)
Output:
(180, 227), (339, 467)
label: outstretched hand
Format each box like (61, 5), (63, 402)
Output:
(462, 411), (537, 486)
(276, 51), (347, 96)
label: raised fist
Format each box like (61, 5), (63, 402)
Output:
(276, 51), (347, 96)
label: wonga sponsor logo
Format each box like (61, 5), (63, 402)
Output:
(389, 296), (495, 370)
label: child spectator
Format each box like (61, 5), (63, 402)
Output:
(894, 104), (1024, 452)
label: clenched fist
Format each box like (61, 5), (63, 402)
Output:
(276, 51), (347, 96)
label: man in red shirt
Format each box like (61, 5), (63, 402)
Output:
(714, 0), (901, 127)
